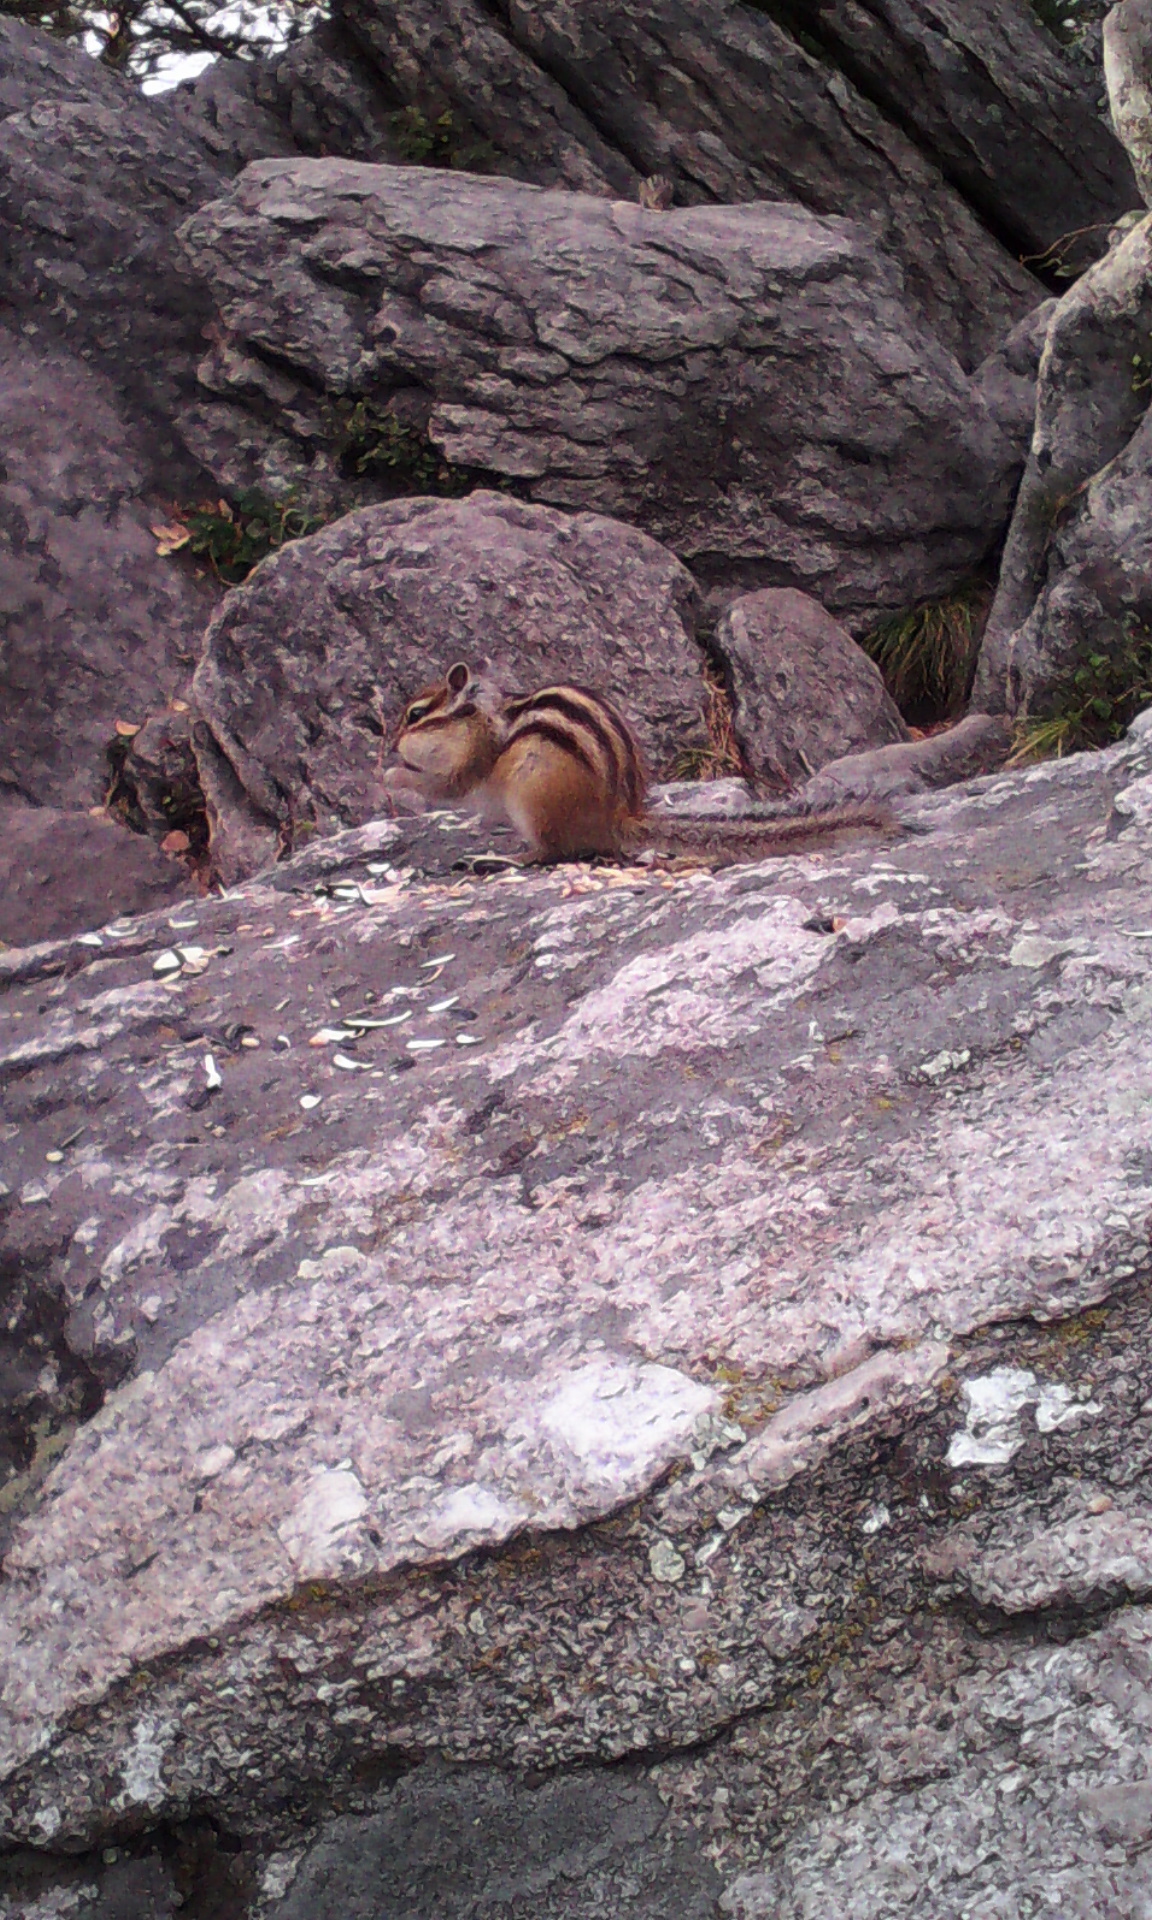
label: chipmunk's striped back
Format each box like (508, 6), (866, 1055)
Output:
(501, 684), (646, 818)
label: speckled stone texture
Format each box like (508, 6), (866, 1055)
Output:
(6, 715), (1152, 1909)
(191, 492), (707, 879)
(715, 588), (909, 788)
(179, 161), (1030, 626)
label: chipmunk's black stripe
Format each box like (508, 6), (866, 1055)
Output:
(409, 701), (477, 730)
(505, 717), (601, 777)
(506, 687), (641, 807)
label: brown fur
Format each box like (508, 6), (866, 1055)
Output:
(393, 664), (898, 864)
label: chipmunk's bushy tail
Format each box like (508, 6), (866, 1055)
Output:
(632, 801), (900, 865)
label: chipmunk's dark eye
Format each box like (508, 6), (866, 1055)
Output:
(406, 702), (431, 724)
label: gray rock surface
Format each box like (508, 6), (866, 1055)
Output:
(5, 713), (1152, 1910)
(172, 23), (406, 176)
(336, 0), (1041, 368)
(0, 805), (192, 948)
(716, 588), (909, 787)
(1106, 0), (1152, 209)
(973, 212), (1152, 714)
(773, 0), (1137, 269)
(0, 22), (229, 816)
(798, 712), (1012, 804)
(181, 161), (1028, 626)
(191, 491), (707, 879)
(0, 328), (220, 811)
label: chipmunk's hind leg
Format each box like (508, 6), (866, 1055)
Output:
(493, 736), (619, 862)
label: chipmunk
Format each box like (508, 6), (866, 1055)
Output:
(389, 661), (898, 866)
(638, 173), (675, 210)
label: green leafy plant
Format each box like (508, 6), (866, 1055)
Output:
(389, 105), (494, 172)
(862, 581), (990, 723)
(154, 489), (327, 586)
(1009, 632), (1152, 764)
(333, 402), (469, 493)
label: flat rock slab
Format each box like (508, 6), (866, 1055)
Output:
(180, 161), (1026, 627)
(192, 491), (706, 879)
(716, 588), (908, 786)
(340, 0), (1042, 368)
(4, 714), (1152, 1854)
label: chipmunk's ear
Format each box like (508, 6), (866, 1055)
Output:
(447, 662), (471, 694)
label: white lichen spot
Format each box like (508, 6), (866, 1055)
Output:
(193, 1443), (236, 1481)
(30, 1803), (61, 1841)
(1035, 1382), (1102, 1433)
(425, 1481), (523, 1544)
(1008, 934), (1079, 968)
(917, 1047), (971, 1082)
(946, 1367), (1098, 1467)
(649, 1538), (687, 1583)
(536, 1356), (716, 1489)
(277, 1468), (367, 1574)
(116, 1714), (175, 1809)
(260, 1853), (302, 1901)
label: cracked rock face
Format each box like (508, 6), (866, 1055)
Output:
(974, 211), (1152, 716)
(180, 161), (1029, 626)
(334, 0), (1047, 369)
(6, 713), (1152, 1910)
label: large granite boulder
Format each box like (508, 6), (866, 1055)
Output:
(972, 0), (1152, 716)
(715, 588), (910, 787)
(180, 161), (1031, 629)
(333, 0), (1049, 369)
(973, 213), (1152, 714)
(5, 715), (1152, 1911)
(191, 491), (707, 879)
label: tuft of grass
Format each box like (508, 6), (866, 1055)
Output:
(1008, 633), (1152, 764)
(156, 489), (327, 586)
(671, 667), (745, 781)
(862, 581), (991, 723)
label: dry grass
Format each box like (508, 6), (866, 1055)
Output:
(671, 667), (745, 781)
(862, 581), (991, 721)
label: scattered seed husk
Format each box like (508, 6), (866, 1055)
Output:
(406, 1037), (447, 1052)
(153, 950), (182, 975)
(76, 933), (104, 948)
(332, 1052), (368, 1071)
(455, 1034), (482, 1047)
(341, 1011), (411, 1030)
(203, 1054), (222, 1090)
(421, 954), (455, 968)
(300, 1093), (321, 1110)
(240, 1035), (261, 1049)
(427, 994), (460, 1013)
(45, 1150), (64, 1163)
(309, 1028), (349, 1046)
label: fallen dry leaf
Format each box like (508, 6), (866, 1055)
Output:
(114, 720), (142, 738)
(150, 520), (191, 557)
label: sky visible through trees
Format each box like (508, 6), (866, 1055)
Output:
(1, 0), (322, 90)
